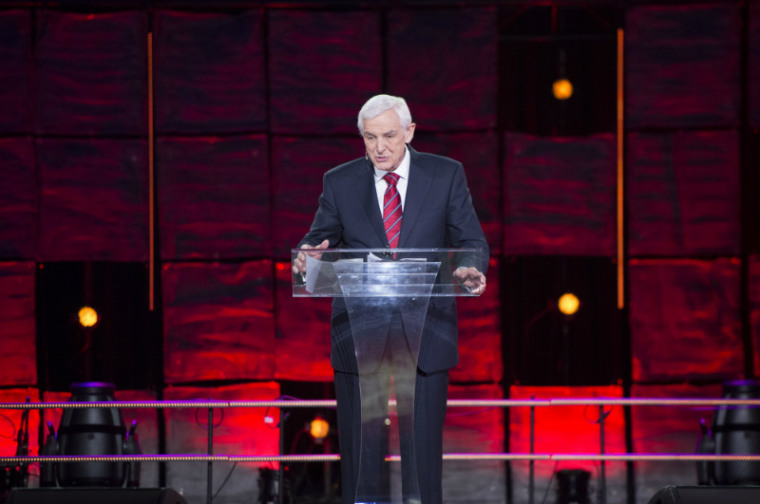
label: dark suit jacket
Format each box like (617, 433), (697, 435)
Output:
(299, 146), (489, 375)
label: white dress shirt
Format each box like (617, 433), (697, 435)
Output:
(373, 146), (410, 214)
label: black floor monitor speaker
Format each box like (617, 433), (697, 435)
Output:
(7, 488), (188, 504)
(647, 485), (760, 504)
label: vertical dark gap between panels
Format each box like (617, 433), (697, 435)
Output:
(262, 6), (280, 367)
(618, 6), (635, 504)
(145, 7), (169, 488)
(739, 0), (755, 380)
(29, 5), (47, 459)
(496, 6), (513, 504)
(380, 7), (389, 93)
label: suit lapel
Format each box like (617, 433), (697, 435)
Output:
(358, 158), (389, 245)
(399, 148), (431, 247)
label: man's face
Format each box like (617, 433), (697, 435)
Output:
(362, 109), (415, 172)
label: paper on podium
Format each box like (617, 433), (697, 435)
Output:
(304, 255), (362, 293)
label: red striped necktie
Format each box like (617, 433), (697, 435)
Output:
(383, 172), (402, 251)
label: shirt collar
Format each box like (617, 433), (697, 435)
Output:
(373, 146), (411, 182)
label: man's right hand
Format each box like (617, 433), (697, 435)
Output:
(292, 239), (330, 275)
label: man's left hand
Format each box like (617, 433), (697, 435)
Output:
(453, 267), (487, 295)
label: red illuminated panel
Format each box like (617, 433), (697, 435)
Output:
(751, 256), (760, 375)
(412, 132), (501, 255)
(268, 10), (381, 135)
(629, 259), (742, 382)
(37, 138), (148, 262)
(35, 11), (147, 136)
(163, 383), (280, 503)
(0, 144), (34, 254)
(273, 261), (332, 381)
(157, 135), (270, 259)
(627, 131), (740, 256)
(0, 10), (31, 133)
(153, 10), (266, 134)
(503, 133), (616, 256)
(631, 383), (722, 498)
(0, 388), (39, 458)
(626, 4), (740, 129)
(163, 261), (275, 383)
(0, 262), (36, 385)
(387, 8), (498, 132)
(510, 385), (627, 503)
(270, 136), (359, 257)
(453, 258), (502, 384)
(510, 385), (627, 467)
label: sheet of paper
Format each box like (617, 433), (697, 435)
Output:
(304, 254), (324, 293)
(367, 252), (425, 262)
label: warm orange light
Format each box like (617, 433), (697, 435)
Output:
(557, 293), (580, 316)
(553, 78), (573, 100)
(616, 28), (625, 310)
(78, 306), (98, 327)
(309, 417), (329, 440)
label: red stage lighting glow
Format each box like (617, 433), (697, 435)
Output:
(510, 385), (627, 478)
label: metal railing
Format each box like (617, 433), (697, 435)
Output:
(2, 397), (759, 504)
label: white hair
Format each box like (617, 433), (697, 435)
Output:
(357, 94), (412, 135)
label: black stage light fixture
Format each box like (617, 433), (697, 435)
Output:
(40, 382), (140, 488)
(696, 379), (760, 485)
(556, 468), (591, 504)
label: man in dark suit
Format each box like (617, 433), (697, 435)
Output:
(293, 94), (488, 504)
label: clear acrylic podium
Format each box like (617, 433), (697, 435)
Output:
(292, 248), (484, 504)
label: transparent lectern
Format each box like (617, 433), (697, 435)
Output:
(292, 248), (485, 504)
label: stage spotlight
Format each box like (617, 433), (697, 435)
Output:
(557, 293), (580, 316)
(697, 379), (760, 485)
(41, 382), (140, 488)
(77, 306), (98, 328)
(309, 417), (329, 441)
(556, 469), (591, 504)
(553, 78), (573, 100)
